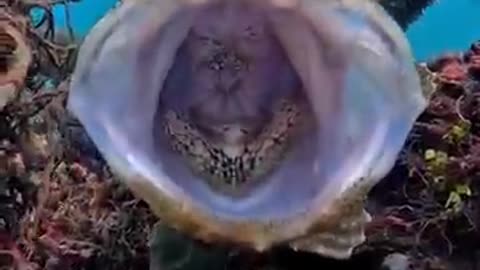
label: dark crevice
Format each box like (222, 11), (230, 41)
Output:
(0, 28), (17, 73)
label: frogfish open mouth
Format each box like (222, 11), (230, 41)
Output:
(67, 0), (427, 259)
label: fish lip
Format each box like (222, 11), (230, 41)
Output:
(125, 169), (374, 257)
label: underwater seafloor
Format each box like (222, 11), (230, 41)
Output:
(1, 0), (480, 270)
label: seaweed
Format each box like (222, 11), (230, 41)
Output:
(0, 1), (155, 269)
(365, 41), (480, 269)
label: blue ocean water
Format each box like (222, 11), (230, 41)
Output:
(406, 0), (480, 61)
(53, 0), (480, 61)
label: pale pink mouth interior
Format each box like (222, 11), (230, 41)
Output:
(141, 1), (344, 219)
(69, 0), (424, 222)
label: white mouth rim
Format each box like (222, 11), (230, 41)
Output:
(67, 0), (427, 227)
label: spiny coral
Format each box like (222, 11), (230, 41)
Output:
(379, 0), (437, 29)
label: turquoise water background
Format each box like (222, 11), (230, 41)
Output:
(52, 0), (480, 61)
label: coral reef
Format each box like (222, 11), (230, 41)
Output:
(365, 41), (480, 269)
(1, 1), (155, 269)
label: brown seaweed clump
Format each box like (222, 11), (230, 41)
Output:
(0, 1), (157, 269)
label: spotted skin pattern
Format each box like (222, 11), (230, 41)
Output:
(163, 99), (304, 195)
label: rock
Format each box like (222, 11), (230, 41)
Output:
(380, 253), (411, 270)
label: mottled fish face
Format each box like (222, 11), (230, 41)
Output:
(157, 1), (315, 198)
(68, 0), (426, 258)
(180, 2), (295, 128)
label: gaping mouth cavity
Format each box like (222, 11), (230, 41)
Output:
(69, 0), (423, 219)
(0, 27), (17, 73)
(153, 1), (320, 197)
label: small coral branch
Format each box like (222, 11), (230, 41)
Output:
(379, 0), (437, 30)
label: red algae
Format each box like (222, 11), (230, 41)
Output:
(366, 40), (480, 269)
